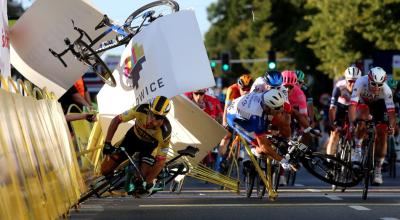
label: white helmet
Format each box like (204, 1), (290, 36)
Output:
(368, 67), (386, 83)
(262, 89), (285, 109)
(344, 67), (362, 81)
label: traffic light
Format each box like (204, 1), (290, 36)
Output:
(210, 60), (217, 69)
(221, 52), (230, 72)
(268, 50), (276, 70)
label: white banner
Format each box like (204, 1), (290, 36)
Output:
(9, 0), (115, 98)
(97, 10), (215, 115)
(0, 0), (10, 77)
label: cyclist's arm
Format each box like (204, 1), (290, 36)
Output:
(105, 109), (137, 143)
(329, 86), (340, 124)
(223, 88), (233, 126)
(255, 135), (283, 161)
(384, 85), (396, 129)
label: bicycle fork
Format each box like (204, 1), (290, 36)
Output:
(239, 136), (278, 201)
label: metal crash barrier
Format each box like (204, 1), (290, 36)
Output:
(0, 75), (85, 220)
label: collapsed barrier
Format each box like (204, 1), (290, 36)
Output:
(0, 75), (85, 220)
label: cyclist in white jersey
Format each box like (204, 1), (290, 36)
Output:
(251, 70), (289, 101)
(349, 67), (396, 185)
(326, 67), (361, 157)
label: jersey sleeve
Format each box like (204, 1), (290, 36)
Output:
(118, 106), (140, 122)
(350, 79), (362, 105)
(383, 85), (395, 112)
(330, 86), (341, 108)
(297, 89), (308, 115)
(225, 86), (234, 105)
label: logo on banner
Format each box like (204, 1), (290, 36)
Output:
(123, 43), (146, 89)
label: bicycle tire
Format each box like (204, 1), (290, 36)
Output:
(245, 171), (255, 198)
(362, 138), (375, 200)
(388, 136), (397, 178)
(74, 40), (116, 87)
(301, 152), (361, 187)
(78, 172), (124, 203)
(333, 137), (352, 192)
(124, 0), (179, 34)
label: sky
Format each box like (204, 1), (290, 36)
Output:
(90, 0), (216, 55)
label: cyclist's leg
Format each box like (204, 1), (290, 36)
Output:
(353, 104), (369, 160)
(327, 105), (346, 155)
(369, 100), (388, 184)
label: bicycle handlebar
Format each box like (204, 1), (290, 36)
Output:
(48, 48), (67, 67)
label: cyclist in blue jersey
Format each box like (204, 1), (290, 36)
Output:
(226, 89), (291, 170)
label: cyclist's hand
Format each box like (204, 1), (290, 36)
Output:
(388, 126), (395, 135)
(85, 113), (97, 122)
(103, 142), (115, 155)
(280, 158), (291, 171)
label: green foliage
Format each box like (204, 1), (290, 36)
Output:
(205, 0), (400, 80)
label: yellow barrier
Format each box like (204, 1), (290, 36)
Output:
(0, 83), (84, 219)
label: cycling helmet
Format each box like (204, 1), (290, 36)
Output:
(237, 74), (253, 88)
(344, 67), (362, 81)
(149, 96), (171, 117)
(387, 78), (398, 90)
(295, 70), (305, 83)
(262, 89), (285, 109)
(368, 67), (387, 84)
(282, 70), (297, 86)
(264, 70), (283, 87)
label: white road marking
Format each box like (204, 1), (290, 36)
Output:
(78, 204), (105, 212)
(306, 189), (321, 192)
(325, 195), (343, 200)
(140, 203), (400, 208)
(294, 184), (304, 187)
(349, 205), (370, 211)
(380, 218), (400, 220)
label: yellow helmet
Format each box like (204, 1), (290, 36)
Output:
(150, 96), (171, 117)
(237, 74), (253, 88)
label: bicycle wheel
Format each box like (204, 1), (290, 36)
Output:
(78, 172), (125, 203)
(245, 169), (255, 198)
(362, 139), (375, 200)
(388, 136), (397, 178)
(74, 40), (116, 87)
(333, 137), (352, 192)
(124, 0), (179, 34)
(302, 152), (361, 187)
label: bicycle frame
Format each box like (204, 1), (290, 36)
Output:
(237, 134), (278, 201)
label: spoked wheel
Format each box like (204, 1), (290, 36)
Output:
(78, 172), (125, 203)
(124, 0), (179, 34)
(362, 140), (375, 200)
(74, 40), (116, 87)
(333, 138), (353, 192)
(388, 136), (397, 178)
(302, 152), (361, 187)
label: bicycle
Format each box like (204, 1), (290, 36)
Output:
(332, 118), (354, 192)
(78, 145), (198, 203)
(49, 0), (179, 87)
(268, 132), (361, 188)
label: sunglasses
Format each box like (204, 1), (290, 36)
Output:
(271, 106), (283, 111)
(193, 92), (205, 96)
(284, 85), (294, 90)
(269, 86), (281, 90)
(370, 81), (383, 87)
(241, 87), (250, 92)
(149, 112), (165, 120)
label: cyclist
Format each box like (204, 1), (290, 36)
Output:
(282, 70), (310, 131)
(326, 67), (362, 157)
(185, 89), (223, 123)
(100, 95), (172, 193)
(218, 74), (253, 172)
(296, 70), (315, 126)
(226, 89), (291, 169)
(349, 67), (396, 185)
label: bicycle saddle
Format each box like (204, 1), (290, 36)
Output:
(177, 146), (199, 158)
(95, 14), (111, 30)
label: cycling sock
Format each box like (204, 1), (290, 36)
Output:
(375, 158), (385, 172)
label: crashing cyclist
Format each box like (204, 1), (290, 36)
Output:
(226, 89), (292, 172)
(326, 67), (362, 157)
(101, 95), (172, 194)
(348, 67), (396, 185)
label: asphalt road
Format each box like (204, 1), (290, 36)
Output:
(69, 164), (400, 220)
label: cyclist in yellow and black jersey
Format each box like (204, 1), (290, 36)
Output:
(101, 96), (172, 188)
